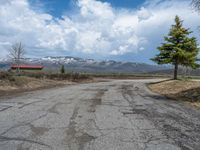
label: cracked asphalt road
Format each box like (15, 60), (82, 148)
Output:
(0, 79), (200, 150)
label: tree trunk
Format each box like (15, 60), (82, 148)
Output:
(174, 61), (178, 80)
(16, 60), (20, 75)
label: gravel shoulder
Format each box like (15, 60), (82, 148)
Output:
(0, 79), (200, 150)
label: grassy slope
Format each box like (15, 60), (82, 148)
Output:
(149, 80), (200, 108)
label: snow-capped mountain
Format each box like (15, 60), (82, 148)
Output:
(0, 56), (168, 73)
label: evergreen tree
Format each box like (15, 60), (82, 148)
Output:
(151, 16), (199, 79)
(60, 65), (65, 74)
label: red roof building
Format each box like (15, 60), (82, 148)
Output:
(11, 64), (44, 70)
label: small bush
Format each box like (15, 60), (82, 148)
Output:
(8, 76), (16, 82)
(60, 65), (65, 74)
(0, 72), (12, 80)
(20, 71), (46, 79)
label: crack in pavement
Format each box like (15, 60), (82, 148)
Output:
(120, 83), (200, 150)
(0, 135), (52, 149)
(120, 84), (178, 149)
(64, 88), (109, 150)
(0, 112), (48, 137)
(65, 106), (96, 150)
(18, 100), (43, 109)
(88, 89), (108, 113)
(0, 105), (12, 112)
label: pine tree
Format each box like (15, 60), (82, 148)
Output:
(60, 65), (65, 74)
(151, 16), (199, 79)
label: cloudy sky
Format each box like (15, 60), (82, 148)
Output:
(0, 0), (199, 63)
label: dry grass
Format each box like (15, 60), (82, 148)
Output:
(0, 76), (73, 96)
(0, 71), (94, 97)
(149, 80), (200, 108)
(192, 102), (200, 108)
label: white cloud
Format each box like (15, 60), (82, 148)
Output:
(78, 0), (114, 19)
(137, 7), (153, 20)
(0, 0), (199, 59)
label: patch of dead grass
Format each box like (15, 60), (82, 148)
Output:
(0, 76), (72, 96)
(149, 80), (200, 108)
(191, 102), (200, 108)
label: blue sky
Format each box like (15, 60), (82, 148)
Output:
(30, 0), (146, 18)
(0, 0), (199, 64)
(30, 0), (75, 18)
(100, 0), (145, 8)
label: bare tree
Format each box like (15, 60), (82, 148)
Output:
(192, 0), (200, 11)
(8, 42), (25, 73)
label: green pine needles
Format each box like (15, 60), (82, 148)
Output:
(151, 16), (200, 79)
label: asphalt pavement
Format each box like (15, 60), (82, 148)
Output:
(0, 79), (200, 150)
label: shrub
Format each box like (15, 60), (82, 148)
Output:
(60, 65), (65, 74)
(0, 71), (91, 82)
(0, 72), (12, 80)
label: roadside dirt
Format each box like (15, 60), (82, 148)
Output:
(0, 76), (73, 97)
(149, 80), (200, 108)
(0, 76), (109, 98)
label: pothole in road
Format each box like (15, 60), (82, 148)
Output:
(30, 124), (49, 136)
(87, 89), (108, 113)
(88, 98), (101, 113)
(76, 132), (96, 149)
(122, 108), (146, 115)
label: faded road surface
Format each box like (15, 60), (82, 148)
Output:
(0, 79), (200, 150)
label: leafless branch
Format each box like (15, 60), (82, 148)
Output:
(8, 42), (25, 73)
(8, 42), (25, 63)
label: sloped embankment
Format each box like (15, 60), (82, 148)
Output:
(0, 75), (72, 97)
(149, 80), (200, 108)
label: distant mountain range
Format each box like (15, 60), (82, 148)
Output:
(0, 56), (170, 74)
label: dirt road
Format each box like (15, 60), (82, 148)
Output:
(0, 79), (200, 150)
